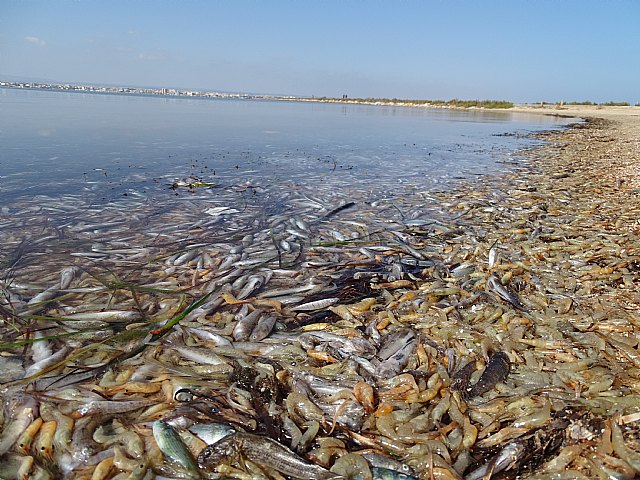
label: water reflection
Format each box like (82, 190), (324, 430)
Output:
(0, 88), (575, 207)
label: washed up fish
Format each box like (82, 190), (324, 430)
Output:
(466, 351), (511, 398)
(204, 206), (239, 216)
(188, 422), (236, 446)
(323, 202), (356, 219)
(299, 331), (377, 359)
(373, 328), (417, 379)
(361, 452), (415, 477)
(464, 440), (524, 480)
(197, 432), (341, 479)
(153, 419), (201, 478)
(293, 297), (340, 311)
(486, 274), (526, 311)
(371, 466), (417, 480)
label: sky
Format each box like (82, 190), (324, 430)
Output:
(1, 0), (638, 103)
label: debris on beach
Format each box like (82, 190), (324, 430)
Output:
(1, 117), (639, 479)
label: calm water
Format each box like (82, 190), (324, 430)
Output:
(0, 88), (574, 205)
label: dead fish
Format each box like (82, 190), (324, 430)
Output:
(323, 202), (356, 219)
(373, 328), (417, 379)
(24, 346), (71, 378)
(197, 432), (341, 479)
(361, 452), (415, 477)
(233, 308), (264, 342)
(486, 274), (526, 311)
(466, 351), (510, 398)
(59, 266), (81, 289)
(188, 422), (236, 446)
(488, 245), (499, 268)
(371, 466), (417, 480)
(153, 420), (201, 477)
(292, 298), (340, 311)
(249, 315), (277, 341)
(73, 399), (154, 418)
(464, 440), (524, 480)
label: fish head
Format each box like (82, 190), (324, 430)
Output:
(197, 437), (237, 469)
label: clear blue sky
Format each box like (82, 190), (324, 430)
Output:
(1, 0), (638, 102)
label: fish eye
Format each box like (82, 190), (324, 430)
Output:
(201, 448), (211, 458)
(174, 388), (195, 402)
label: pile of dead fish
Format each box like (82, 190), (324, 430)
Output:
(1, 117), (640, 479)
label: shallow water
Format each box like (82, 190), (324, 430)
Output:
(0, 88), (573, 205)
(0, 88), (578, 292)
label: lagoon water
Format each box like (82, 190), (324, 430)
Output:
(0, 88), (574, 205)
(0, 90), (578, 465)
(0, 86), (578, 283)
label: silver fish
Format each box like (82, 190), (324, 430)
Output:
(464, 440), (524, 480)
(197, 432), (340, 479)
(188, 422), (236, 446)
(486, 274), (526, 311)
(292, 297), (339, 311)
(153, 419), (201, 477)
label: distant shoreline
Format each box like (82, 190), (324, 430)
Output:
(3, 80), (639, 117)
(294, 96), (640, 118)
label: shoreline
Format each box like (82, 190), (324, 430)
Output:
(526, 106), (640, 189)
(407, 111), (640, 475)
(295, 98), (640, 190)
(1, 93), (639, 478)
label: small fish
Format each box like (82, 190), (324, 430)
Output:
(24, 346), (71, 378)
(188, 422), (235, 446)
(324, 202), (356, 219)
(464, 440), (524, 480)
(466, 351), (511, 398)
(488, 245), (499, 268)
(374, 329), (417, 379)
(361, 453), (415, 477)
(153, 420), (200, 478)
(371, 466), (418, 480)
(236, 274), (265, 300)
(174, 346), (227, 366)
(59, 265), (81, 289)
(292, 297), (339, 311)
(249, 315), (276, 341)
(197, 432), (341, 479)
(486, 274), (526, 311)
(233, 308), (263, 342)
(74, 399), (153, 418)
(58, 310), (143, 323)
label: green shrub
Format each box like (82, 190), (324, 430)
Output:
(601, 101), (630, 106)
(316, 97), (513, 108)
